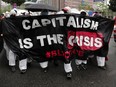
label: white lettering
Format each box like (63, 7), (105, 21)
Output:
(23, 38), (33, 49)
(67, 16), (76, 28)
(57, 34), (63, 44)
(68, 36), (74, 46)
(32, 19), (41, 29)
(47, 34), (57, 45)
(41, 19), (51, 26)
(22, 20), (31, 30)
(56, 17), (66, 26)
(36, 35), (46, 46)
(94, 38), (102, 47)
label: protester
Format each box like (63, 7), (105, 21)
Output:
(59, 6), (73, 79)
(0, 14), (4, 53)
(113, 16), (116, 42)
(80, 10), (87, 16)
(39, 9), (49, 73)
(0, 10), (17, 72)
(0, 11), (16, 72)
(39, 9), (60, 72)
(92, 12), (107, 70)
(2, 9), (28, 73)
(75, 10), (88, 70)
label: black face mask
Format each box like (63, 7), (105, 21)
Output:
(81, 12), (86, 16)
(10, 15), (16, 17)
(62, 10), (68, 13)
(41, 10), (49, 15)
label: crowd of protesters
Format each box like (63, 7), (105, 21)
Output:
(0, 6), (114, 79)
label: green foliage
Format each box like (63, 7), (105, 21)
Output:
(79, 1), (93, 10)
(1, 4), (12, 13)
(109, 0), (116, 12)
(2, 0), (25, 6)
(94, 2), (108, 12)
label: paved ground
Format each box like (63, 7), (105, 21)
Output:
(0, 38), (116, 87)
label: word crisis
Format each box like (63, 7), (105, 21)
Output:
(22, 16), (99, 30)
(68, 31), (103, 50)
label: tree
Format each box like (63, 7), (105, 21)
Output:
(109, 0), (116, 12)
(79, 1), (93, 10)
(2, 0), (25, 6)
(93, 2), (108, 12)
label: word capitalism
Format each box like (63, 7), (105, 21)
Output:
(22, 16), (99, 30)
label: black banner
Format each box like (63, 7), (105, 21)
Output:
(1, 14), (114, 62)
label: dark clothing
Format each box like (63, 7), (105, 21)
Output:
(0, 20), (3, 53)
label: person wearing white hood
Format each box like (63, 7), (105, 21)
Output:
(3, 9), (17, 72)
(39, 10), (49, 73)
(10, 9), (17, 17)
(92, 12), (106, 70)
(75, 10), (88, 70)
(57, 6), (76, 79)
(3, 9), (28, 74)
